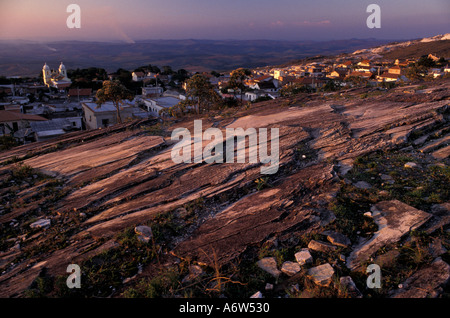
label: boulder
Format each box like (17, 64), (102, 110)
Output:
(346, 200), (432, 270)
(295, 248), (313, 265)
(257, 257), (281, 278)
(281, 261), (301, 276)
(307, 263), (335, 287)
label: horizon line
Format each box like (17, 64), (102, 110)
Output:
(0, 36), (417, 44)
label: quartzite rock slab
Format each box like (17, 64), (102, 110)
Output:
(281, 261), (301, 276)
(257, 257), (281, 278)
(308, 240), (337, 253)
(346, 200), (432, 270)
(295, 248), (313, 265)
(307, 263), (335, 287)
(390, 258), (450, 298)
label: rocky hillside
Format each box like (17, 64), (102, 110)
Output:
(0, 79), (449, 298)
(351, 34), (450, 61)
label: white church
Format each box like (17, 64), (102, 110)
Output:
(42, 62), (72, 90)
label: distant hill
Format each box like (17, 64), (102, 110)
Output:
(349, 33), (450, 61)
(381, 40), (450, 61)
(0, 38), (392, 77)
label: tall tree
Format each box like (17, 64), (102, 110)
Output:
(228, 68), (250, 105)
(96, 80), (134, 124)
(184, 74), (220, 114)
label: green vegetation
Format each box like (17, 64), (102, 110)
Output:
(328, 149), (450, 297)
(0, 135), (18, 151)
(95, 80), (134, 124)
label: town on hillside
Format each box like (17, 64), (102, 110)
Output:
(1, 52), (449, 148)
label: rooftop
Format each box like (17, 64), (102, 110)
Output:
(0, 110), (47, 123)
(82, 101), (133, 113)
(29, 118), (74, 132)
(152, 97), (181, 108)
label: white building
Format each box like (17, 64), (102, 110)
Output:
(138, 97), (181, 117)
(273, 70), (285, 80)
(132, 71), (146, 82)
(82, 101), (145, 130)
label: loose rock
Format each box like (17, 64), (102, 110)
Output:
(295, 248), (313, 265)
(281, 261), (301, 276)
(257, 257), (281, 278)
(354, 181), (372, 189)
(323, 231), (351, 248)
(308, 240), (337, 253)
(134, 225), (153, 243)
(250, 291), (263, 298)
(307, 263), (335, 287)
(404, 162), (419, 169)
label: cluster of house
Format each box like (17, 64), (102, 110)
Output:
(1, 56), (449, 145)
(0, 63), (187, 144)
(256, 53), (450, 90)
(0, 75), (85, 144)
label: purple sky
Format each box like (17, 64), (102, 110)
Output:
(0, 0), (449, 42)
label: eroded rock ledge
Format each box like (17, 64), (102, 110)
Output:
(0, 80), (449, 297)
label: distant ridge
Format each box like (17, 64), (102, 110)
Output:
(0, 38), (393, 77)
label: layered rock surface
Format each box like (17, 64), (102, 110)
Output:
(0, 80), (449, 297)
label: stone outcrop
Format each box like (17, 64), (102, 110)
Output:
(346, 200), (432, 270)
(0, 79), (449, 297)
(390, 258), (450, 298)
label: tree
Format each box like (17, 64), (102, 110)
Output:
(161, 66), (174, 75)
(417, 56), (436, 68)
(115, 68), (132, 85)
(436, 57), (447, 67)
(228, 68), (251, 105)
(95, 80), (134, 124)
(405, 64), (427, 81)
(321, 80), (340, 92)
(172, 68), (189, 83)
(280, 83), (310, 97)
(184, 74), (221, 114)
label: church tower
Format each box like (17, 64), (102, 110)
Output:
(59, 62), (68, 79)
(42, 63), (51, 86)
